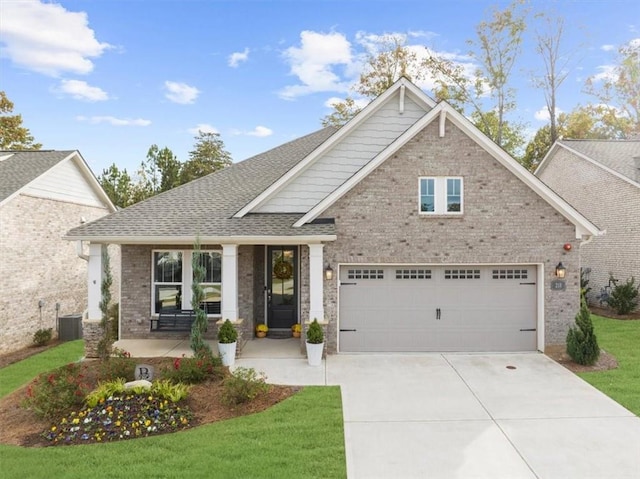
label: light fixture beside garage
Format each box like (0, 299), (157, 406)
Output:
(555, 262), (566, 278)
(324, 265), (334, 280)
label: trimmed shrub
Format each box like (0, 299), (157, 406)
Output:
(306, 319), (324, 344)
(217, 319), (238, 344)
(567, 300), (600, 366)
(222, 367), (270, 406)
(606, 276), (639, 315)
(33, 328), (53, 346)
(98, 357), (136, 382)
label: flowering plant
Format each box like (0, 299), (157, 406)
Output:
(291, 324), (302, 333)
(255, 324), (269, 333)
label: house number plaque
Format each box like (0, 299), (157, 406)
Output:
(550, 280), (566, 291)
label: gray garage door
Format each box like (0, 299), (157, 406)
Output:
(339, 265), (537, 352)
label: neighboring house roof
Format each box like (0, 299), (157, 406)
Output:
(65, 78), (602, 244)
(0, 149), (116, 211)
(65, 127), (338, 244)
(536, 139), (640, 188)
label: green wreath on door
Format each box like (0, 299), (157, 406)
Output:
(273, 254), (293, 280)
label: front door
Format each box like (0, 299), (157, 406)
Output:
(267, 246), (298, 329)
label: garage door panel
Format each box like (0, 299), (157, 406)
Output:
(339, 265), (537, 352)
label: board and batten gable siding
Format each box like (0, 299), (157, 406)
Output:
(537, 147), (640, 308)
(319, 119), (580, 353)
(255, 91), (429, 213)
(23, 158), (106, 208)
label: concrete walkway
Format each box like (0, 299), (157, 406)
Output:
(116, 340), (640, 478)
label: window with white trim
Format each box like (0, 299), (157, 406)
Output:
(419, 177), (463, 214)
(152, 250), (222, 315)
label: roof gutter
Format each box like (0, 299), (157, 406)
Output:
(63, 234), (338, 245)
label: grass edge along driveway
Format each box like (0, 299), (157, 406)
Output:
(0, 342), (346, 479)
(578, 314), (640, 416)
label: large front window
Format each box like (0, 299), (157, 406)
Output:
(153, 250), (222, 315)
(419, 177), (463, 215)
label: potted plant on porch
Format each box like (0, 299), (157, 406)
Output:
(255, 323), (268, 338)
(291, 323), (301, 338)
(305, 319), (324, 366)
(217, 319), (238, 366)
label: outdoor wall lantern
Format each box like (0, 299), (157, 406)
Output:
(555, 262), (566, 279)
(324, 265), (334, 281)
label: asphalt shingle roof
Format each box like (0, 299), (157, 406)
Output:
(559, 139), (640, 183)
(66, 127), (338, 240)
(0, 150), (75, 203)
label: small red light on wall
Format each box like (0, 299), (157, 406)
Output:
(563, 243), (572, 251)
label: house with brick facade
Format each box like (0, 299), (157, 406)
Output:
(0, 150), (117, 354)
(65, 78), (602, 355)
(536, 139), (640, 310)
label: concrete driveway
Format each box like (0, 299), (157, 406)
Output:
(237, 352), (640, 479)
(330, 353), (640, 479)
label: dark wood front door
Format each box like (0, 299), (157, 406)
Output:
(267, 246), (298, 329)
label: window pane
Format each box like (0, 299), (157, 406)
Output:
(420, 178), (435, 212)
(201, 285), (221, 314)
(196, 252), (221, 283)
(154, 252), (182, 283)
(155, 285), (182, 312)
(447, 179), (461, 212)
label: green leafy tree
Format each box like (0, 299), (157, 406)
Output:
(322, 35), (425, 127)
(97, 247), (114, 360)
(471, 110), (526, 159)
(180, 131), (232, 183)
(0, 91), (41, 150)
(98, 164), (135, 208)
(190, 238), (213, 358)
(424, 0), (527, 148)
(585, 40), (640, 137)
(566, 299), (600, 366)
(607, 276), (639, 315)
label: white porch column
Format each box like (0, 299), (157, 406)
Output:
(221, 244), (239, 320)
(308, 243), (325, 321)
(87, 243), (104, 320)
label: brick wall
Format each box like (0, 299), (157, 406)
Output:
(538, 148), (639, 309)
(322, 119), (581, 352)
(0, 194), (118, 354)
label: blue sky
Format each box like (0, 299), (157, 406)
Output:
(1, 0), (638, 176)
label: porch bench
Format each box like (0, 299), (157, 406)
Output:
(150, 310), (196, 332)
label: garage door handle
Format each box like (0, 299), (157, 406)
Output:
(340, 329), (357, 332)
(520, 282), (536, 285)
(520, 328), (536, 331)
(341, 282), (357, 286)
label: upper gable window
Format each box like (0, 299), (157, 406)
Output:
(419, 177), (463, 215)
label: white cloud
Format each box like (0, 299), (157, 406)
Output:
(188, 123), (219, 135)
(591, 64), (617, 83)
(324, 96), (369, 110)
(247, 126), (273, 137)
(57, 79), (108, 101)
(76, 116), (151, 126)
(534, 106), (563, 121)
(228, 48), (249, 67)
(600, 44), (615, 52)
(279, 31), (353, 99)
(231, 126), (273, 137)
(0, 1), (110, 76)
(164, 81), (200, 104)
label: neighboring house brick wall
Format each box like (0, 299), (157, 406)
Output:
(0, 194), (118, 354)
(322, 120), (580, 353)
(538, 148), (640, 308)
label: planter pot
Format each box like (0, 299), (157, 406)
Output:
(306, 341), (324, 366)
(292, 331), (301, 338)
(218, 341), (237, 366)
(256, 331), (267, 338)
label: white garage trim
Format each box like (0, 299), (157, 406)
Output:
(336, 262), (544, 353)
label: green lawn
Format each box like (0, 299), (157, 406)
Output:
(0, 343), (346, 478)
(0, 340), (85, 398)
(578, 314), (640, 416)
